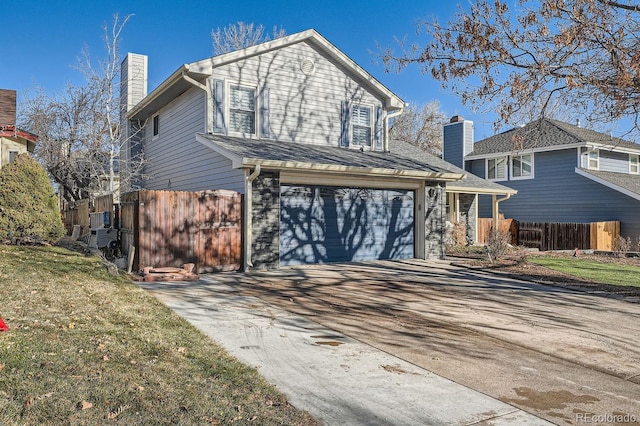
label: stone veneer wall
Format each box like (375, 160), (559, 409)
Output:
(459, 193), (477, 244)
(424, 183), (446, 259)
(251, 171), (280, 269)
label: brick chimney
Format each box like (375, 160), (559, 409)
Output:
(443, 115), (474, 170)
(0, 89), (17, 126)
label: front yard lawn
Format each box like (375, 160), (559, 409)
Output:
(0, 244), (317, 425)
(529, 255), (640, 287)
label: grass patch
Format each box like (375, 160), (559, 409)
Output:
(529, 255), (640, 287)
(0, 244), (317, 425)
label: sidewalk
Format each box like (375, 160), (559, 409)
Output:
(137, 276), (552, 425)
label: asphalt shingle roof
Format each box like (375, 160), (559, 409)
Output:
(579, 168), (640, 197)
(199, 134), (457, 175)
(390, 139), (516, 194)
(470, 118), (640, 156)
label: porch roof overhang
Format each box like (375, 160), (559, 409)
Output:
(195, 133), (464, 183)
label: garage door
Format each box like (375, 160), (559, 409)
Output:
(279, 185), (414, 265)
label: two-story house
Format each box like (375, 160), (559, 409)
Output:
(0, 89), (37, 169)
(444, 116), (640, 239)
(120, 29), (473, 270)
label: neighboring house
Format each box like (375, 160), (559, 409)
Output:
(444, 116), (640, 239)
(119, 29), (469, 270)
(0, 89), (37, 169)
(392, 136), (516, 244)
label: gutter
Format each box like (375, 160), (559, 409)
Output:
(244, 164), (262, 270)
(127, 64), (190, 120)
(181, 72), (212, 133)
(492, 193), (513, 230)
(385, 107), (405, 152)
(241, 159), (464, 182)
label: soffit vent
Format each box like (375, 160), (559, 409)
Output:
(300, 58), (315, 76)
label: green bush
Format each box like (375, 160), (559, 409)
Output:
(0, 153), (65, 243)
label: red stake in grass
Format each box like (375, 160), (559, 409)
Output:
(0, 317), (8, 332)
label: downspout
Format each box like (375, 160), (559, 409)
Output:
(181, 72), (212, 133)
(492, 193), (513, 230)
(384, 105), (405, 152)
(244, 164), (261, 270)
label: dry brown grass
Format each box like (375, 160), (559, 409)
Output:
(0, 244), (317, 425)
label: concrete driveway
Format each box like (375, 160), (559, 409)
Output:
(138, 259), (640, 425)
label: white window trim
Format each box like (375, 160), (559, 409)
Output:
(227, 81), (258, 138)
(580, 148), (599, 170)
(350, 103), (374, 150)
(486, 156), (508, 181)
(510, 153), (535, 180)
(152, 113), (160, 140)
(630, 154), (639, 175)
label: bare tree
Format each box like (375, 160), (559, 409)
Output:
(20, 13), (145, 203)
(389, 101), (447, 156)
(381, 0), (640, 137)
(212, 22), (286, 55)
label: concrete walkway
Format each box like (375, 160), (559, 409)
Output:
(137, 276), (551, 425)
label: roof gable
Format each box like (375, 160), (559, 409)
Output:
(469, 118), (640, 157)
(129, 29), (404, 120)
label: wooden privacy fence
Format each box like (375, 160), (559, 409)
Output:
(477, 218), (518, 245)
(120, 189), (242, 273)
(478, 219), (619, 251)
(62, 194), (115, 236)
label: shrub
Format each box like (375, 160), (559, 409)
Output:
(0, 154), (65, 243)
(488, 227), (512, 260)
(612, 236), (632, 258)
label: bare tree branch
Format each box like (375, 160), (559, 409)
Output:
(380, 0), (640, 136)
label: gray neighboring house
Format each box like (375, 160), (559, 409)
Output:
(391, 137), (517, 244)
(443, 116), (640, 239)
(119, 29), (467, 270)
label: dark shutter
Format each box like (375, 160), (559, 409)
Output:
(260, 88), (270, 138)
(213, 79), (226, 134)
(374, 106), (383, 150)
(340, 101), (351, 147)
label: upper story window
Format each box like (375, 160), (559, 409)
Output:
(229, 85), (256, 134)
(487, 157), (507, 180)
(580, 148), (599, 170)
(152, 114), (159, 138)
(511, 153), (533, 179)
(351, 105), (372, 147)
(213, 79), (269, 138)
(340, 101), (382, 150)
(630, 154), (639, 174)
(9, 151), (18, 163)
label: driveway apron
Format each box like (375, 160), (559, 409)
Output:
(137, 270), (552, 426)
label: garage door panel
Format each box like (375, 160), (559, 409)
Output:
(280, 186), (414, 265)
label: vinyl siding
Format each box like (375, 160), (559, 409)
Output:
(599, 150), (631, 173)
(443, 121), (474, 169)
(143, 87), (244, 193)
(211, 42), (383, 147)
(476, 148), (640, 238)
(443, 123), (464, 169)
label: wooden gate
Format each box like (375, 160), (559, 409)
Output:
(120, 189), (242, 273)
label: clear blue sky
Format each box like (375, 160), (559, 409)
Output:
(1, 0), (499, 139)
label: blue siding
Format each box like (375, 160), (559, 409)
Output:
(280, 186), (414, 265)
(476, 148), (640, 238)
(443, 123), (464, 169)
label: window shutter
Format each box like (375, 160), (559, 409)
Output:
(374, 106), (383, 150)
(260, 88), (270, 138)
(213, 79), (226, 134)
(340, 101), (351, 147)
